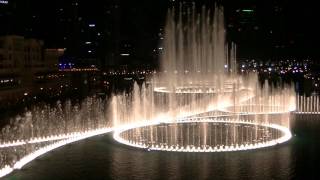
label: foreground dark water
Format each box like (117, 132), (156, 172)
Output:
(4, 116), (320, 180)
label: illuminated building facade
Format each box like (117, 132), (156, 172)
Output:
(0, 35), (64, 105)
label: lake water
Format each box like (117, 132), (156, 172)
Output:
(4, 115), (320, 180)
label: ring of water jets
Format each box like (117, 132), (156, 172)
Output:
(113, 113), (292, 153)
(0, 4), (296, 178)
(113, 85), (292, 152)
(109, 4), (292, 152)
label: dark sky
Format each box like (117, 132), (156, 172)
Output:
(1, 0), (320, 62)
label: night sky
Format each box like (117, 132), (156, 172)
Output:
(1, 0), (320, 66)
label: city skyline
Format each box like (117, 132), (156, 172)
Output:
(1, 0), (320, 69)
(1, 1), (320, 179)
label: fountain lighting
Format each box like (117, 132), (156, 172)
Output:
(113, 117), (292, 153)
(0, 128), (112, 148)
(0, 127), (113, 178)
(109, 4), (296, 153)
(0, 3), (307, 179)
(296, 95), (320, 114)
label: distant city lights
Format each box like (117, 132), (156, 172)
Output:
(88, 24), (96, 27)
(0, 0), (8, 4)
(242, 9), (254, 12)
(0, 79), (13, 83)
(59, 67), (99, 72)
(58, 63), (74, 70)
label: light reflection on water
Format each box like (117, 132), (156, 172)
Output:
(5, 116), (320, 180)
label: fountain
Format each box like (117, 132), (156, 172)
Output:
(0, 3), (305, 178)
(296, 95), (320, 114)
(112, 4), (295, 152)
(0, 97), (113, 177)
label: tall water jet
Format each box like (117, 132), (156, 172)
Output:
(0, 3), (300, 179)
(113, 4), (296, 152)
